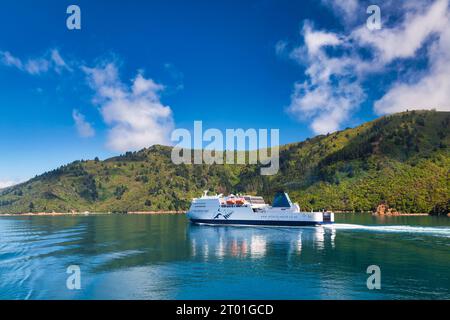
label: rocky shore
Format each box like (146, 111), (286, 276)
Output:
(373, 203), (429, 216)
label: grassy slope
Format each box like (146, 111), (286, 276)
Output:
(0, 110), (449, 214)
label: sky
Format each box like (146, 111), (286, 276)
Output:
(0, 0), (449, 186)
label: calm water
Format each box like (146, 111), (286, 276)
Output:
(0, 214), (449, 300)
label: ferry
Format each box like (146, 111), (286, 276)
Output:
(186, 191), (334, 227)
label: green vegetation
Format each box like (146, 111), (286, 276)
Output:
(0, 110), (449, 215)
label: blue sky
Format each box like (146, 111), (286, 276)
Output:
(0, 0), (449, 185)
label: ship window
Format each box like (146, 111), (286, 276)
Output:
(248, 196), (265, 204)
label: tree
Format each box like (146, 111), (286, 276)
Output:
(114, 185), (128, 200)
(430, 200), (449, 216)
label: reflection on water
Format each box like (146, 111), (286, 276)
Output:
(0, 214), (449, 299)
(188, 225), (336, 260)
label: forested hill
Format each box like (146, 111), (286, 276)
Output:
(0, 110), (449, 215)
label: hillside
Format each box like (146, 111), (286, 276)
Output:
(0, 110), (449, 215)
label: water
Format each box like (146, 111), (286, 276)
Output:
(0, 214), (449, 299)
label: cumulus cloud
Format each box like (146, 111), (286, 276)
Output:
(374, 21), (450, 113)
(352, 0), (449, 63)
(303, 25), (342, 55)
(284, 0), (450, 134)
(0, 47), (175, 151)
(287, 23), (366, 134)
(82, 62), (174, 152)
(371, 0), (450, 113)
(0, 49), (71, 75)
(72, 109), (95, 138)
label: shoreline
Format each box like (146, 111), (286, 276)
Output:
(127, 211), (187, 215)
(0, 211), (187, 216)
(0, 211), (436, 217)
(373, 213), (430, 216)
(334, 211), (430, 216)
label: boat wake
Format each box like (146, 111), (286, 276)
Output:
(322, 223), (450, 238)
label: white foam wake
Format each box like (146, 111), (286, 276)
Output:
(322, 223), (450, 237)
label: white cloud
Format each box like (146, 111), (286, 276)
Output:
(353, 0), (449, 63)
(0, 49), (71, 75)
(24, 58), (50, 75)
(51, 49), (73, 73)
(82, 62), (174, 152)
(275, 40), (288, 56)
(291, 80), (365, 134)
(287, 23), (366, 134)
(0, 48), (176, 150)
(1, 51), (23, 69)
(372, 0), (450, 114)
(303, 24), (342, 55)
(132, 74), (164, 97)
(72, 109), (96, 138)
(284, 0), (450, 133)
(374, 16), (450, 114)
(0, 180), (18, 189)
(321, 0), (360, 23)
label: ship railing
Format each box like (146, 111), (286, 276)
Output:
(220, 204), (250, 208)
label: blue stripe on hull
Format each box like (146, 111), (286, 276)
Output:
(190, 219), (321, 226)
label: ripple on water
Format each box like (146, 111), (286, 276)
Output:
(0, 215), (449, 299)
(323, 223), (450, 238)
